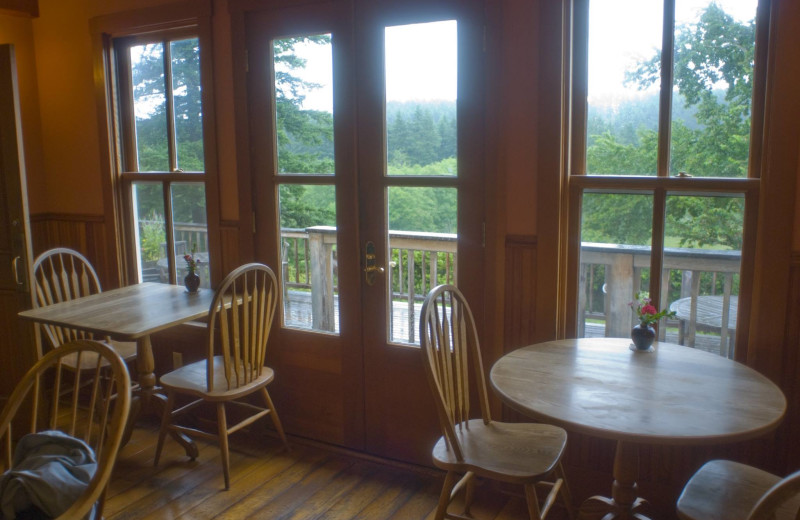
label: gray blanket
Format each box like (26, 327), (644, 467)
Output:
(0, 431), (97, 519)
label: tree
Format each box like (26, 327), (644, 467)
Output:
(584, 4), (753, 250)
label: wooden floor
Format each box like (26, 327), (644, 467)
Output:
(105, 419), (570, 520)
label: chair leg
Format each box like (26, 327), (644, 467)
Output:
(435, 470), (459, 520)
(154, 391), (176, 466)
(555, 462), (576, 520)
(524, 483), (543, 520)
(463, 473), (476, 516)
(261, 387), (289, 449)
(217, 402), (231, 490)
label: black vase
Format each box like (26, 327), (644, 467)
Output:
(184, 271), (200, 293)
(631, 324), (656, 350)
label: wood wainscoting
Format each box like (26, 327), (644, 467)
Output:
(502, 234), (792, 519)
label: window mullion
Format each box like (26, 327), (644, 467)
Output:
(163, 39), (178, 173)
(656, 0), (676, 178)
(162, 180), (177, 284)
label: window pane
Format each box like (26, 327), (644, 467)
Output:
(132, 182), (167, 283)
(131, 43), (168, 172)
(278, 184), (338, 333)
(670, 1), (757, 178)
(171, 182), (209, 289)
(578, 192), (653, 338)
(664, 194), (742, 357)
(586, 1), (661, 176)
(385, 21), (457, 176)
(388, 187), (457, 345)
(273, 35), (334, 175)
(171, 38), (204, 172)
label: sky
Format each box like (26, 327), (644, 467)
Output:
(588, 0), (758, 106)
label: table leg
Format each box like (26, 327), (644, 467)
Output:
(121, 335), (198, 459)
(577, 441), (651, 520)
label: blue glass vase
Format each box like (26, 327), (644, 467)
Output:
(631, 324), (655, 350)
(184, 271), (200, 293)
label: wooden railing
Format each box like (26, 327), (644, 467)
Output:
(579, 242), (741, 350)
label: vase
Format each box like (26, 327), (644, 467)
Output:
(631, 324), (656, 350)
(184, 271), (200, 293)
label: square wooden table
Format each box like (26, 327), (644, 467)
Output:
(19, 282), (215, 457)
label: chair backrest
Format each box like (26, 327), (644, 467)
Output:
(748, 469), (800, 520)
(419, 284), (491, 462)
(206, 263), (279, 392)
(0, 339), (131, 520)
(32, 248), (103, 355)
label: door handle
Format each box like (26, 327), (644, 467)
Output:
(12, 255), (23, 285)
(363, 241), (384, 286)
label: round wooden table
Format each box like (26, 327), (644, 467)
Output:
(489, 338), (786, 520)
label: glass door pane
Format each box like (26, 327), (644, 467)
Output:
(578, 192), (653, 338)
(663, 194), (743, 357)
(132, 182), (167, 283)
(385, 20), (457, 177)
(670, 0), (758, 178)
(586, 0), (661, 176)
(384, 21), (459, 345)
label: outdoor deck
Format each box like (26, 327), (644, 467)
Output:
(283, 290), (729, 356)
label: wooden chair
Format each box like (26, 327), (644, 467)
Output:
(419, 284), (574, 520)
(32, 247), (138, 368)
(154, 263), (289, 490)
(677, 460), (800, 520)
(0, 339), (131, 520)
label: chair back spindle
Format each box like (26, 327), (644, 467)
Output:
(207, 263), (278, 392)
(420, 284), (491, 461)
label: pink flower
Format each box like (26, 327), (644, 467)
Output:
(641, 304), (658, 316)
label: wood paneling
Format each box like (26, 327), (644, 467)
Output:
(503, 235), (537, 352)
(781, 252), (800, 473)
(29, 212), (114, 285)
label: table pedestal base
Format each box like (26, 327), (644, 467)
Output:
(120, 336), (198, 460)
(577, 441), (652, 520)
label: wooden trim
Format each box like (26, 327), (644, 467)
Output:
(88, 0), (211, 37)
(535, 0), (567, 343)
(0, 0), (37, 18)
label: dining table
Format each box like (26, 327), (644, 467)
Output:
(18, 282), (215, 457)
(489, 337), (787, 520)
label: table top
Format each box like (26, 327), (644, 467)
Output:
(19, 282), (214, 340)
(669, 295), (738, 329)
(490, 338), (786, 446)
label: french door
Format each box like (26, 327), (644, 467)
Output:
(243, 0), (484, 464)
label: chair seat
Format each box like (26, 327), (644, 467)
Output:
(432, 419), (568, 483)
(677, 460), (800, 520)
(160, 356), (275, 400)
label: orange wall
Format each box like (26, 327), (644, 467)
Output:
(0, 10), (44, 213)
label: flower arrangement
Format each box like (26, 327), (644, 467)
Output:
(630, 292), (676, 327)
(183, 244), (200, 274)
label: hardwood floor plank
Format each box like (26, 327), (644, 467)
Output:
(105, 426), (528, 520)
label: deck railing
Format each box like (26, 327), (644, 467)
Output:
(579, 242), (741, 354)
(151, 223), (740, 351)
